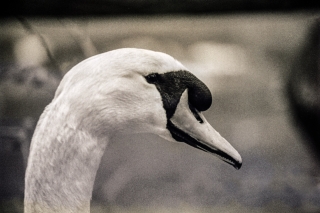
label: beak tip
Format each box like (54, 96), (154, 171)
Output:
(233, 156), (242, 170)
(234, 162), (242, 170)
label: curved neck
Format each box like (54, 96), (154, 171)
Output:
(24, 104), (109, 213)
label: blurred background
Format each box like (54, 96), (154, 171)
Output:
(1, 1), (320, 213)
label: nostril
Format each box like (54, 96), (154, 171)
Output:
(188, 102), (204, 123)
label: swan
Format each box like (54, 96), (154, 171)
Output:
(24, 48), (242, 213)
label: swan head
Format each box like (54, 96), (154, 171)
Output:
(54, 48), (242, 169)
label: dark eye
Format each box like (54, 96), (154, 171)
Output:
(145, 73), (159, 83)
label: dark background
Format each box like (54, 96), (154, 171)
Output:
(1, 0), (319, 17)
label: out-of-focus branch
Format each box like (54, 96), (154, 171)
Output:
(17, 17), (63, 78)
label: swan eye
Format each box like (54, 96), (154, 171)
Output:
(188, 102), (204, 123)
(145, 73), (159, 83)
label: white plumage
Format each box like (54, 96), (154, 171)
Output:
(25, 48), (242, 213)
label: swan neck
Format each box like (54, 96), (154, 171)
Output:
(25, 104), (109, 213)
